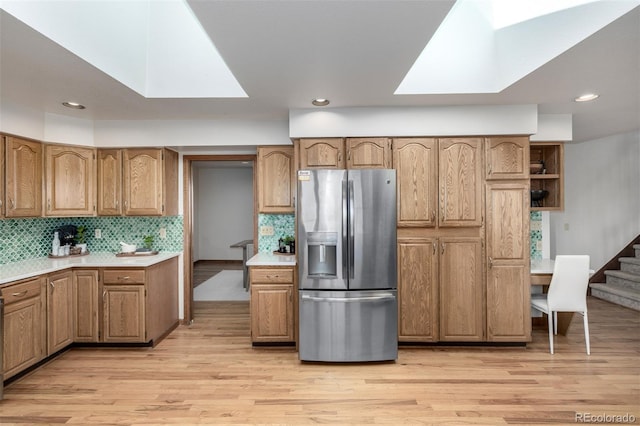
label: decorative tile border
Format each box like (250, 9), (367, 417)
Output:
(0, 216), (183, 264)
(530, 211), (543, 260)
(257, 214), (295, 253)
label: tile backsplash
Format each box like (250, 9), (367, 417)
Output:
(256, 212), (543, 259)
(258, 214), (295, 253)
(530, 211), (543, 260)
(0, 216), (184, 264)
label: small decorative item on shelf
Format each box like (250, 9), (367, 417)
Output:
(530, 160), (546, 175)
(141, 235), (154, 252)
(74, 225), (88, 254)
(278, 237), (286, 253)
(284, 235), (295, 254)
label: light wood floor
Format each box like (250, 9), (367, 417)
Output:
(2, 297), (639, 425)
(193, 260), (243, 288)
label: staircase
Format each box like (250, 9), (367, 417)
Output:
(590, 245), (640, 311)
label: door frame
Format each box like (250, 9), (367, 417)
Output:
(182, 154), (257, 324)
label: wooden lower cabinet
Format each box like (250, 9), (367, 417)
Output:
(399, 237), (484, 343)
(101, 257), (179, 344)
(439, 238), (484, 341)
(103, 284), (146, 342)
(73, 270), (100, 342)
(1, 276), (46, 379)
(47, 271), (74, 355)
(249, 267), (295, 343)
(397, 238), (439, 342)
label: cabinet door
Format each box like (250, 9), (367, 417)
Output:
(47, 271), (74, 354)
(0, 137), (4, 217)
(162, 148), (179, 216)
(123, 148), (163, 216)
(486, 137), (529, 180)
(2, 277), (45, 379)
(393, 138), (437, 227)
(103, 285), (146, 342)
(250, 284), (294, 342)
(45, 144), (96, 216)
(486, 182), (531, 341)
(5, 136), (42, 217)
(346, 137), (391, 169)
(438, 138), (483, 227)
(257, 146), (295, 213)
(73, 270), (99, 342)
(298, 138), (345, 169)
(397, 238), (438, 342)
(439, 238), (483, 341)
(97, 149), (122, 216)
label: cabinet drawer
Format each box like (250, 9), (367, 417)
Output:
(103, 269), (146, 284)
(1, 277), (42, 305)
(251, 268), (293, 284)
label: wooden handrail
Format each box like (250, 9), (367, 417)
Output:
(589, 234), (640, 283)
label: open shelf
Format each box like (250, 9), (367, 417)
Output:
(530, 142), (564, 210)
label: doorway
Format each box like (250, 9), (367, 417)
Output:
(183, 155), (257, 324)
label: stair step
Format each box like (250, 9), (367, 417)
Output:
(590, 283), (640, 311)
(634, 244), (640, 258)
(604, 270), (640, 290)
(620, 257), (640, 274)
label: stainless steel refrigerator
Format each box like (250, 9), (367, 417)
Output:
(297, 169), (397, 362)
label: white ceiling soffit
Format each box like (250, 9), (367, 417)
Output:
(396, 0), (640, 95)
(0, 0), (247, 98)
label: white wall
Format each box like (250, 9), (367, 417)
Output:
(195, 167), (253, 260)
(550, 131), (640, 270)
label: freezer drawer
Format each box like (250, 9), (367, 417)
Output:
(299, 290), (398, 362)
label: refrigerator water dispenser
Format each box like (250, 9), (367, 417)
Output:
(307, 232), (337, 277)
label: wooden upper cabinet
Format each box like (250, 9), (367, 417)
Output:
(5, 136), (43, 217)
(298, 138), (345, 169)
(486, 182), (531, 342)
(0, 136), (4, 217)
(45, 144), (96, 216)
(97, 149), (122, 216)
(123, 148), (178, 216)
(438, 138), (483, 227)
(486, 136), (529, 180)
(257, 146), (295, 213)
(393, 138), (437, 227)
(345, 137), (392, 169)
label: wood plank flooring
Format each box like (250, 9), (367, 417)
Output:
(2, 297), (639, 425)
(193, 260), (243, 288)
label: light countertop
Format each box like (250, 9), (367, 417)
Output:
(530, 258), (555, 274)
(246, 252), (296, 267)
(0, 251), (182, 285)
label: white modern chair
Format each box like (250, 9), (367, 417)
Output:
(531, 255), (591, 355)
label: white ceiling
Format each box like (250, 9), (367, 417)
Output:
(1, 0), (638, 143)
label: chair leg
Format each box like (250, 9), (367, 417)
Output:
(547, 311), (554, 354)
(553, 312), (558, 335)
(583, 312), (591, 355)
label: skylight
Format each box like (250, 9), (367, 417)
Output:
(395, 0), (639, 95)
(0, 0), (247, 98)
(489, 0), (598, 29)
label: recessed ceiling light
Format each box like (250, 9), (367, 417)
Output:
(62, 101), (86, 109)
(312, 98), (330, 107)
(574, 93), (599, 102)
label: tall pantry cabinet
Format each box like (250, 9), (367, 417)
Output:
(394, 136), (530, 343)
(485, 137), (531, 341)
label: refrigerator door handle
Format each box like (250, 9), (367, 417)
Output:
(301, 294), (396, 302)
(348, 179), (355, 279)
(342, 179), (348, 278)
